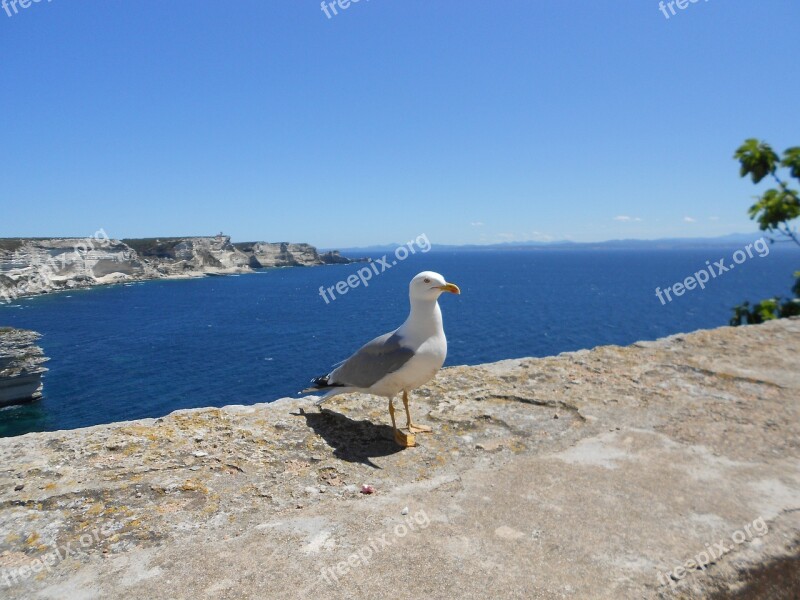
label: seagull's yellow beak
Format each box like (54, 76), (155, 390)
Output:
(438, 282), (461, 295)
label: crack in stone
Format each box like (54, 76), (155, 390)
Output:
(663, 364), (786, 389)
(476, 393), (587, 422)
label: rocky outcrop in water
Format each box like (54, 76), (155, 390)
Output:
(319, 250), (353, 264)
(0, 328), (48, 407)
(0, 235), (360, 301)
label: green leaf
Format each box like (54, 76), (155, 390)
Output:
(781, 147), (800, 180)
(748, 188), (800, 231)
(735, 138), (780, 183)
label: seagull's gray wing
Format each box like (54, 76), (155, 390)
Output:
(329, 331), (415, 389)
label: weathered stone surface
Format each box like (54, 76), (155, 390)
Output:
(0, 319), (798, 599)
(0, 328), (48, 407)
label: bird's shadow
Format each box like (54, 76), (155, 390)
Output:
(292, 407), (404, 468)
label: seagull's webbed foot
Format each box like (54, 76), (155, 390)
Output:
(389, 397), (416, 447)
(402, 390), (433, 435)
(407, 423), (432, 434)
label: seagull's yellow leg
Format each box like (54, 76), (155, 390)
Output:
(402, 390), (432, 434)
(389, 397), (415, 447)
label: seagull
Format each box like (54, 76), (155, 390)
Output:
(304, 271), (461, 447)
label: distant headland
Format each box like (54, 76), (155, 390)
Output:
(0, 234), (361, 303)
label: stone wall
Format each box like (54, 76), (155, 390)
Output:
(0, 319), (797, 598)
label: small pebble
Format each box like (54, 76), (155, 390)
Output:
(192, 451), (208, 458)
(361, 484), (375, 495)
(14, 484), (24, 492)
(401, 507), (409, 515)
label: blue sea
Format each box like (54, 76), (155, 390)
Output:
(0, 247), (796, 437)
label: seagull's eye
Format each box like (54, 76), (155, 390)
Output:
(424, 278), (430, 283)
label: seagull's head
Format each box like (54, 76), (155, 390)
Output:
(409, 271), (461, 302)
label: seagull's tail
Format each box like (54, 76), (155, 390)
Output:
(302, 375), (347, 405)
(302, 374), (335, 393)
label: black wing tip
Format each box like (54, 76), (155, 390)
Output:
(306, 375), (345, 390)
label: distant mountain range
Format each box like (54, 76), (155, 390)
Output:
(329, 233), (791, 254)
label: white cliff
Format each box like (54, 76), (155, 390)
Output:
(234, 241), (334, 267)
(0, 235), (360, 302)
(124, 235), (252, 275)
(0, 237), (159, 301)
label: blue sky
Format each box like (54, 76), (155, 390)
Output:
(1, 0), (798, 247)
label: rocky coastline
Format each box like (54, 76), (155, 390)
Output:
(0, 235), (359, 302)
(0, 328), (48, 407)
